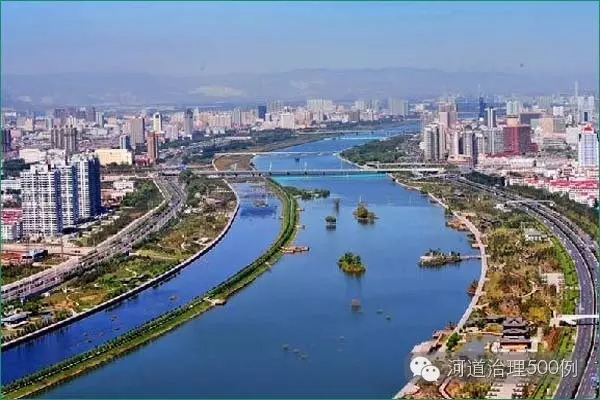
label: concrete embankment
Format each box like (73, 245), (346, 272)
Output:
(2, 182), (240, 351)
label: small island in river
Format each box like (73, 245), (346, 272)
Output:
(284, 186), (330, 200)
(325, 215), (337, 229)
(418, 248), (462, 267)
(353, 202), (377, 223)
(337, 252), (366, 275)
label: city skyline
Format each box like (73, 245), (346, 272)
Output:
(1, 1), (598, 77)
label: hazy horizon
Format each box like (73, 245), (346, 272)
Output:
(1, 1), (598, 77)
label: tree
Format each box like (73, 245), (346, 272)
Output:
(446, 332), (461, 350)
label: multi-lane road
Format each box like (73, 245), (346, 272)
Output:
(455, 177), (598, 399)
(1, 176), (184, 303)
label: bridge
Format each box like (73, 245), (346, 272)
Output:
(215, 151), (335, 157)
(555, 314), (599, 326)
(161, 167), (445, 178)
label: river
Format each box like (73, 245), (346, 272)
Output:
(5, 123), (480, 398)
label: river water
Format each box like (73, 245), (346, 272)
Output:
(4, 123), (480, 398)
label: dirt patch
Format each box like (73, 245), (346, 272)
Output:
(213, 154), (253, 171)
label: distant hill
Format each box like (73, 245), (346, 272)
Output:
(1, 67), (597, 108)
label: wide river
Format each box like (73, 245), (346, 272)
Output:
(4, 123), (480, 398)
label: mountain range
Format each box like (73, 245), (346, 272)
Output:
(1, 67), (597, 108)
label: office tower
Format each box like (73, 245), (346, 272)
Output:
(502, 125), (532, 155)
(485, 107), (497, 128)
(2, 128), (12, 153)
(71, 153), (102, 220)
(53, 108), (68, 121)
(184, 109), (194, 135)
(153, 112), (163, 133)
(506, 100), (522, 116)
(119, 135), (131, 150)
(21, 165), (64, 237)
(147, 132), (159, 164)
(478, 96), (486, 119)
(257, 105), (267, 120)
(423, 125), (441, 161)
(85, 107), (96, 123)
(127, 117), (146, 147)
(578, 125), (598, 168)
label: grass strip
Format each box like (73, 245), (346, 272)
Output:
(2, 178), (298, 399)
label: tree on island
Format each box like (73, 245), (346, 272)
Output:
(325, 215), (337, 229)
(353, 202), (376, 223)
(337, 252), (366, 275)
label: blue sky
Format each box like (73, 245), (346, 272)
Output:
(1, 1), (598, 76)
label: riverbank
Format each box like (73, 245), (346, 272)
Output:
(2, 178), (299, 399)
(2, 179), (238, 350)
(390, 178), (488, 341)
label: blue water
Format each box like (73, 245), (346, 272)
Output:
(35, 122), (479, 398)
(2, 183), (281, 384)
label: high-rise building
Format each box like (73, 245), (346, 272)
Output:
(478, 96), (486, 119)
(57, 164), (79, 228)
(64, 126), (78, 157)
(21, 165), (63, 237)
(506, 100), (522, 116)
(257, 105), (267, 121)
(423, 124), (441, 161)
(307, 99), (333, 113)
(354, 100), (366, 111)
(153, 112), (163, 133)
(70, 153), (102, 220)
(2, 128), (12, 153)
(50, 126), (78, 157)
(502, 125), (532, 155)
(95, 112), (105, 127)
(126, 117), (146, 147)
(184, 109), (194, 135)
(147, 132), (159, 164)
(268, 100), (283, 114)
(578, 125), (598, 168)
(279, 113), (295, 130)
(388, 98), (409, 116)
(485, 107), (497, 128)
(85, 107), (96, 123)
(232, 108), (242, 127)
(119, 135), (131, 150)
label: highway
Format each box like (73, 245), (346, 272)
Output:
(454, 177), (598, 399)
(1, 176), (184, 302)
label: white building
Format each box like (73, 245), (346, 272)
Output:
(19, 148), (46, 164)
(578, 125), (598, 168)
(279, 113), (295, 130)
(423, 124), (441, 161)
(21, 165), (63, 237)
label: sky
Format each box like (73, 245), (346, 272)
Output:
(1, 1), (598, 77)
